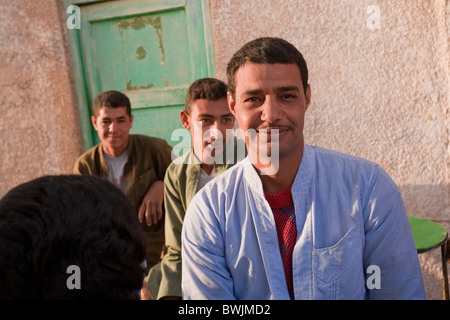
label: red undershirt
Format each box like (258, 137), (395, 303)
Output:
(264, 185), (297, 299)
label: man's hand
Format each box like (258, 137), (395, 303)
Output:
(138, 180), (164, 226)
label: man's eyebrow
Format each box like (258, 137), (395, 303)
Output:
(276, 86), (301, 92)
(240, 87), (300, 97)
(241, 89), (264, 97)
(196, 113), (234, 119)
(100, 115), (127, 120)
(196, 113), (214, 118)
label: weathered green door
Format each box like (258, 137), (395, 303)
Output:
(64, 0), (215, 149)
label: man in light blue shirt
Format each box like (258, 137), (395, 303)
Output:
(181, 37), (425, 300)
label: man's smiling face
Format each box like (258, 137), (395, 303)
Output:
(91, 106), (133, 157)
(228, 62), (311, 163)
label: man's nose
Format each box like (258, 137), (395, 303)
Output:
(109, 121), (117, 132)
(260, 96), (282, 123)
(205, 124), (222, 142)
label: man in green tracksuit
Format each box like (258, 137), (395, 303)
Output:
(73, 90), (172, 270)
(147, 78), (245, 299)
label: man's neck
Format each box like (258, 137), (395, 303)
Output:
(193, 148), (216, 175)
(201, 163), (215, 175)
(103, 144), (128, 158)
(256, 143), (304, 194)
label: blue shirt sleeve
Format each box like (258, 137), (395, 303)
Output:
(181, 191), (235, 300)
(362, 167), (425, 299)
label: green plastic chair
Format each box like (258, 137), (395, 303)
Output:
(408, 217), (449, 300)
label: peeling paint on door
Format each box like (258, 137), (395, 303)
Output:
(118, 16), (165, 64)
(117, 15), (166, 91)
(126, 77), (153, 91)
(135, 46), (147, 60)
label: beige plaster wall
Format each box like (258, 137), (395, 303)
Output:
(210, 0), (449, 299)
(0, 0), (82, 198)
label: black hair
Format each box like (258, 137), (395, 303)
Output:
(92, 90), (132, 118)
(185, 78), (227, 113)
(226, 37), (309, 98)
(0, 175), (146, 299)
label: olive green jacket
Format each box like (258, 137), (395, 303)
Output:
(151, 141), (245, 299)
(73, 134), (173, 268)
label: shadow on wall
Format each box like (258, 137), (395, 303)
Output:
(399, 184), (449, 300)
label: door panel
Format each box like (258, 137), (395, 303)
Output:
(64, 0), (215, 148)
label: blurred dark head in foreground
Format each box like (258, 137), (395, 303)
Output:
(0, 174), (146, 299)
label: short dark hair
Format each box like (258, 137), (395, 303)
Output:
(226, 37), (309, 98)
(0, 175), (146, 299)
(185, 78), (227, 114)
(92, 90), (132, 118)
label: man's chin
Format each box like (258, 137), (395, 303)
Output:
(201, 144), (226, 164)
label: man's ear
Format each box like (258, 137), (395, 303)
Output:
(305, 84), (311, 111)
(227, 92), (237, 117)
(179, 110), (190, 129)
(91, 116), (99, 131)
(129, 114), (134, 127)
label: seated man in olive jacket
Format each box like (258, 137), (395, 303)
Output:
(146, 78), (246, 299)
(73, 90), (172, 270)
